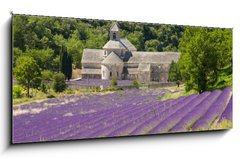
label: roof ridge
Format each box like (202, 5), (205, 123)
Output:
(102, 51), (123, 64)
(119, 40), (129, 51)
(110, 23), (119, 31)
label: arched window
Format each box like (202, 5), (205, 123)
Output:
(113, 33), (116, 40)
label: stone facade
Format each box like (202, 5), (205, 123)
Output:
(81, 23), (180, 82)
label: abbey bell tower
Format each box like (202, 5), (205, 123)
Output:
(110, 23), (120, 41)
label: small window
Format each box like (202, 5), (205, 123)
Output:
(113, 33), (116, 40)
(117, 72), (118, 76)
(110, 72), (112, 77)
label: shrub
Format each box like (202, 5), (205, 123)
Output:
(40, 82), (48, 94)
(13, 85), (24, 99)
(41, 70), (53, 81)
(47, 94), (55, 98)
(66, 89), (74, 94)
(131, 80), (139, 86)
(110, 78), (118, 87)
(53, 73), (66, 92)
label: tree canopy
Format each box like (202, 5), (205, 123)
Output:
(14, 56), (42, 97)
(13, 15), (185, 72)
(178, 27), (232, 93)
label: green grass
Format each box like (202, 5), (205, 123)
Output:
(13, 85), (124, 106)
(160, 85), (197, 101)
(210, 118), (232, 130)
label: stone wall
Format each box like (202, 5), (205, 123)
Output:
(101, 64), (123, 80)
(81, 74), (101, 79)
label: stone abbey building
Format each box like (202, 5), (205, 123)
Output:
(81, 24), (180, 83)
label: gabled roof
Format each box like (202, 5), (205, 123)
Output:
(120, 38), (137, 51)
(103, 40), (127, 50)
(128, 51), (180, 64)
(81, 49), (104, 64)
(110, 23), (119, 32)
(102, 52), (123, 65)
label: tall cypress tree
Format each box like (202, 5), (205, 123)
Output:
(60, 46), (68, 80)
(66, 54), (72, 81)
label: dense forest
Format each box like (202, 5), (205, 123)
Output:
(13, 14), (232, 96)
(13, 15), (185, 70)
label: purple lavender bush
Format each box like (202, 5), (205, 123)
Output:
(192, 87), (232, 131)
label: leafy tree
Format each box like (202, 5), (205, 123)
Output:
(41, 70), (54, 82)
(66, 32), (84, 68)
(40, 82), (48, 94)
(13, 48), (23, 67)
(85, 27), (108, 49)
(168, 61), (182, 87)
(127, 31), (144, 50)
(178, 27), (232, 93)
(13, 85), (24, 99)
(52, 56), (60, 72)
(53, 72), (66, 92)
(25, 48), (54, 70)
(14, 56), (41, 97)
(144, 39), (160, 52)
(41, 70), (54, 93)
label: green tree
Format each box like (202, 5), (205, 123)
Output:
(127, 31), (144, 50)
(13, 85), (24, 99)
(13, 47), (23, 67)
(25, 48), (54, 70)
(41, 70), (54, 93)
(60, 46), (68, 79)
(66, 54), (72, 81)
(60, 46), (72, 80)
(14, 56), (41, 97)
(168, 61), (182, 86)
(53, 72), (66, 92)
(66, 31), (84, 68)
(144, 39), (160, 51)
(178, 27), (232, 93)
(41, 70), (54, 82)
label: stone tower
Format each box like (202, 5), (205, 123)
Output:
(110, 23), (120, 41)
(103, 23), (128, 58)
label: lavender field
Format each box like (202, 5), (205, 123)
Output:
(12, 87), (232, 143)
(66, 79), (133, 87)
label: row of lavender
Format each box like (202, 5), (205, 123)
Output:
(13, 87), (232, 143)
(66, 79), (133, 88)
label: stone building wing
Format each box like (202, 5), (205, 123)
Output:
(128, 51), (180, 64)
(81, 49), (104, 64)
